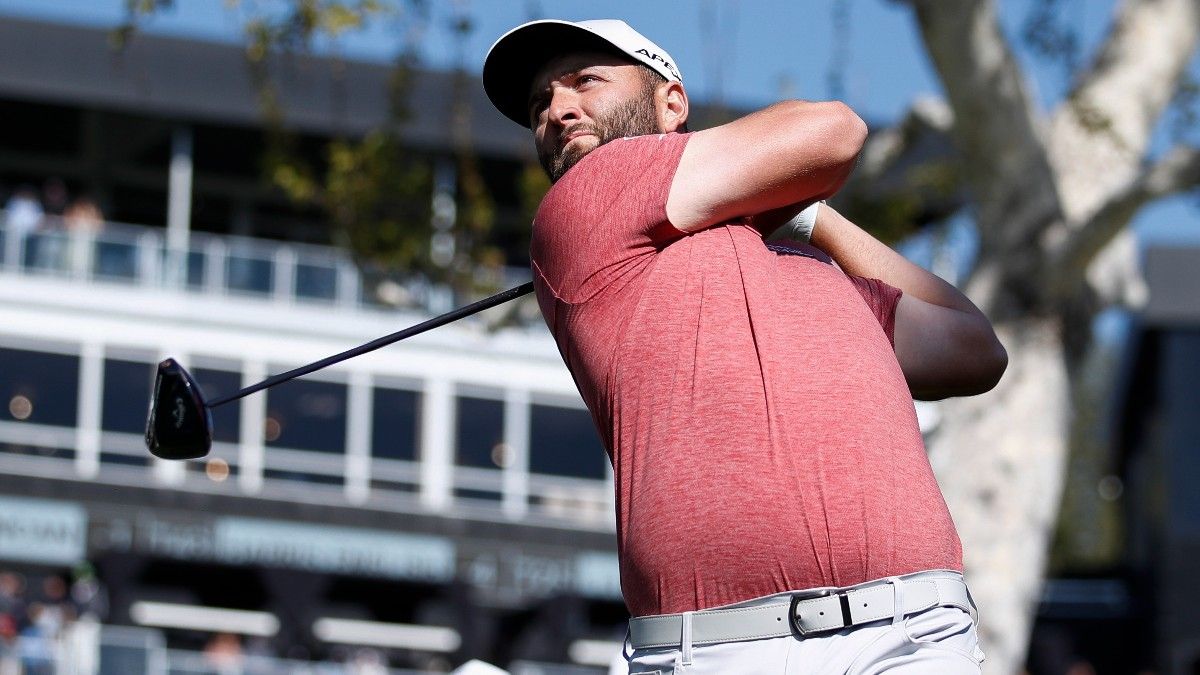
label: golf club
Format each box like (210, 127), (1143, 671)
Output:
(145, 281), (534, 461)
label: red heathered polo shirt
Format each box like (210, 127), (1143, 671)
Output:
(530, 132), (962, 617)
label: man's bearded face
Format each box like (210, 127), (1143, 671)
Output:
(529, 55), (664, 183)
(537, 85), (661, 182)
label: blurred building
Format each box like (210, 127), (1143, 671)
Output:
(1113, 243), (1200, 674)
(1022, 241), (1200, 675)
(0, 15), (627, 675)
(7, 12), (1197, 675)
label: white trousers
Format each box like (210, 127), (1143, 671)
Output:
(624, 603), (985, 674)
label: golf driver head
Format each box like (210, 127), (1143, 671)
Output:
(145, 358), (213, 460)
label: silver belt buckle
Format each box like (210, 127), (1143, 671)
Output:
(789, 589), (852, 637)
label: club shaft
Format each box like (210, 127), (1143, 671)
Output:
(205, 282), (535, 409)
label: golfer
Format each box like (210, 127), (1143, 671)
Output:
(484, 19), (1007, 674)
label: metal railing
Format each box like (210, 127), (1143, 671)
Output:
(163, 649), (432, 675)
(0, 424), (612, 530)
(1, 622), (441, 675)
(0, 212), (529, 315)
(0, 622), (606, 675)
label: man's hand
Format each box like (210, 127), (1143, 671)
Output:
(810, 205), (1008, 400)
(665, 100), (866, 233)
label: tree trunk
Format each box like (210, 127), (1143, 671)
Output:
(924, 318), (1071, 674)
(895, 3), (1200, 669)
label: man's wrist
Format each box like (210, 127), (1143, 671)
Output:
(766, 201), (822, 243)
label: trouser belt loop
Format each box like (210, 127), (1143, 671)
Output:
(686, 610), (696, 662)
(966, 583), (980, 626)
(886, 576), (904, 625)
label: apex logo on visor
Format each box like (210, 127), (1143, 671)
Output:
(634, 48), (681, 81)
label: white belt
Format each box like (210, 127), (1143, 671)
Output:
(628, 571), (974, 649)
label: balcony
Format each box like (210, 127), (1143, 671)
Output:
(0, 212), (530, 314)
(0, 213), (614, 532)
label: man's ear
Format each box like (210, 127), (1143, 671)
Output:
(658, 81), (689, 133)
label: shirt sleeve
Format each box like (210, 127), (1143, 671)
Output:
(848, 276), (903, 348)
(531, 133), (692, 304)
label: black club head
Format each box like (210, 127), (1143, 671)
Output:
(145, 358), (213, 460)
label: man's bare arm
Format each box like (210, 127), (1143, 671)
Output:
(665, 101), (866, 233)
(808, 205), (1008, 400)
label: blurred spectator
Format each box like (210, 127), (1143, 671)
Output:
(64, 196), (104, 235)
(347, 648), (388, 675)
(64, 195), (104, 275)
(0, 613), (17, 675)
(70, 563), (108, 621)
(0, 573), (25, 624)
(4, 185), (43, 237)
(27, 180), (69, 272)
(62, 612), (99, 675)
(1067, 660), (1098, 675)
(204, 632), (245, 675)
(18, 603), (54, 675)
(62, 564), (104, 675)
(3, 186), (43, 266)
(0, 572), (26, 675)
(34, 575), (73, 636)
(41, 178), (68, 218)
(0, 568), (110, 675)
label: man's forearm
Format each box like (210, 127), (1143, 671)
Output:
(808, 205), (986, 319)
(810, 205), (1007, 397)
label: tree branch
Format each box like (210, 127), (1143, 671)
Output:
(1050, 144), (1200, 292)
(1060, 0), (1199, 158)
(900, 0), (1062, 250)
(1047, 0), (1200, 221)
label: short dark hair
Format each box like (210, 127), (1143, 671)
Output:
(636, 67), (688, 133)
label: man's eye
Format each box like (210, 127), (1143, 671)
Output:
(578, 75), (599, 85)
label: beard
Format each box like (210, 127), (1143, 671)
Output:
(539, 95), (663, 183)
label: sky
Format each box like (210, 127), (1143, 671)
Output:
(0, 0), (947, 119)
(0, 0), (1137, 118)
(0, 0), (1196, 243)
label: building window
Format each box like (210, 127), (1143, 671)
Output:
(101, 358), (155, 433)
(265, 378), (346, 453)
(529, 404), (607, 480)
(372, 387), (421, 461)
(454, 393), (504, 501)
(191, 367), (243, 445)
(0, 347), (79, 427)
(226, 251), (273, 295)
(455, 395), (504, 469)
(295, 261), (338, 302)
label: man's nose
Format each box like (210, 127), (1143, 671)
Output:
(547, 88), (582, 126)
